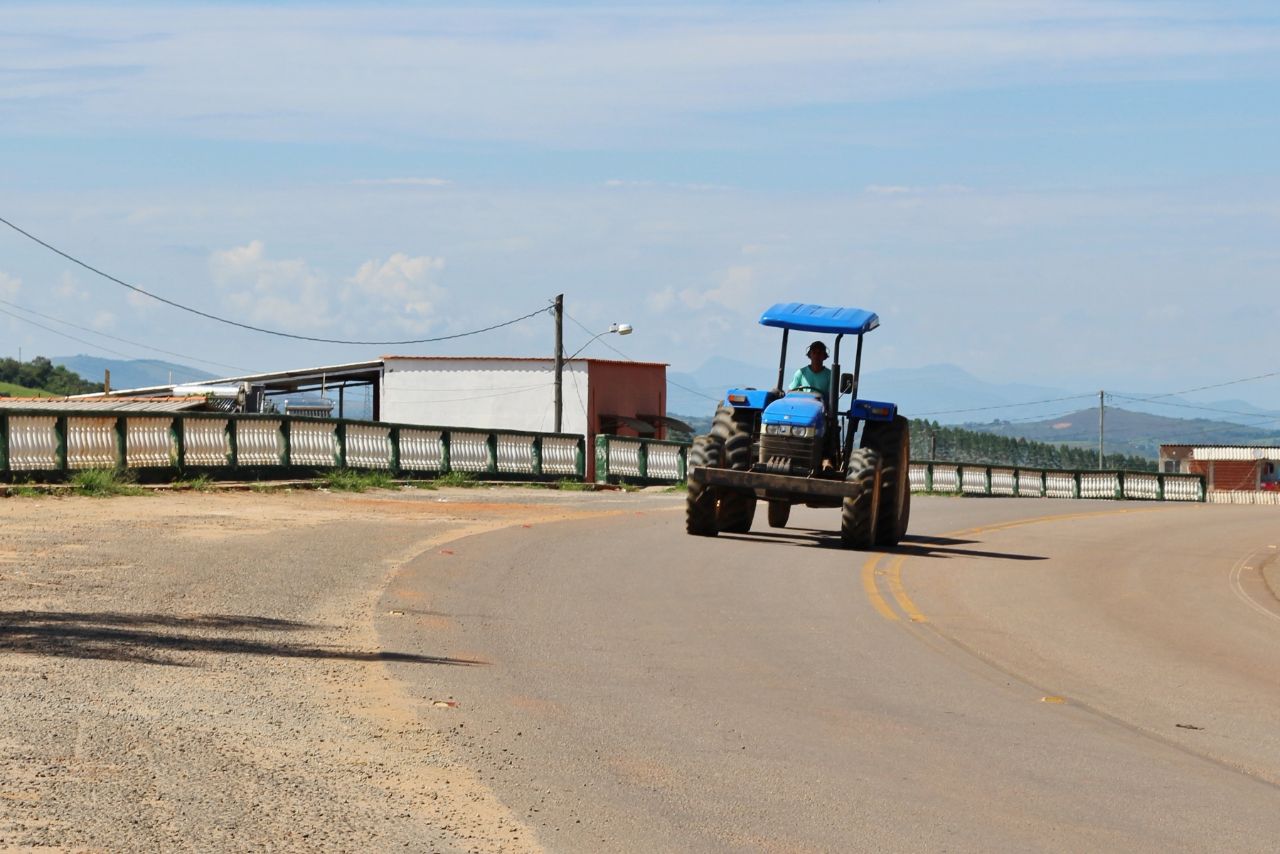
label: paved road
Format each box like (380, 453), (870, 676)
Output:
(383, 496), (1280, 852)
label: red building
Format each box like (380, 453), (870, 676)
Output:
(1159, 444), (1280, 492)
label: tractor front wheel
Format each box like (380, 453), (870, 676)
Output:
(686, 435), (723, 536)
(840, 448), (881, 549)
(862, 415), (912, 546)
(767, 501), (791, 528)
(711, 404), (757, 533)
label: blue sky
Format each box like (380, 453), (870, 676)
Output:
(2, 1), (1279, 409)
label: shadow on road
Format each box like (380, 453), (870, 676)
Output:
(0, 610), (488, 667)
(718, 531), (1046, 562)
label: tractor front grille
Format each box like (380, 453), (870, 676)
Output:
(759, 434), (818, 467)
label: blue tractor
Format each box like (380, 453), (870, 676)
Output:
(685, 302), (910, 548)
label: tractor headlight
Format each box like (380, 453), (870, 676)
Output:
(764, 423), (787, 435)
(790, 425), (815, 438)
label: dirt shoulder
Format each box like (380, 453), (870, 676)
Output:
(0, 486), (670, 852)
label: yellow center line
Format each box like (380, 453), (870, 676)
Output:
(884, 554), (927, 623)
(863, 505), (1174, 622)
(861, 554), (899, 621)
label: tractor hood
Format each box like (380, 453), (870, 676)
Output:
(762, 393), (825, 429)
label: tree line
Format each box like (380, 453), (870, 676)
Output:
(0, 357), (102, 395)
(910, 419), (1156, 472)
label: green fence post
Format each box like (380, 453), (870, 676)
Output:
(677, 444), (687, 482)
(227, 418), (239, 469)
(1198, 475), (1207, 502)
(1072, 471), (1082, 499)
(1, 413), (10, 473)
(638, 440), (649, 481)
(336, 421), (347, 469)
(487, 432), (498, 475)
(954, 465), (963, 494)
(576, 435), (586, 480)
(173, 416), (186, 469)
(1040, 470), (1047, 497)
(55, 415), (68, 472)
(1156, 473), (1165, 501)
(390, 426), (401, 476)
(532, 435), (543, 478)
(1115, 471), (1125, 500)
(115, 416), (128, 472)
(281, 418), (292, 467)
(595, 435), (609, 484)
(925, 462), (934, 493)
(984, 467), (992, 496)
(440, 430), (451, 475)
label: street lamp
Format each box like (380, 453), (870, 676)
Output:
(554, 318), (634, 431)
(567, 323), (633, 360)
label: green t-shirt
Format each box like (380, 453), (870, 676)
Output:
(789, 365), (831, 394)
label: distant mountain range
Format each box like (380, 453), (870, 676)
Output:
(668, 358), (1280, 429)
(964, 407), (1280, 459)
(53, 356), (218, 391)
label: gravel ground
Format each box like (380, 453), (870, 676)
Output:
(0, 485), (659, 853)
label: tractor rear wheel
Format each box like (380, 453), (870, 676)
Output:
(767, 501), (791, 528)
(840, 448), (881, 549)
(711, 404), (757, 533)
(685, 435), (723, 536)
(861, 415), (912, 546)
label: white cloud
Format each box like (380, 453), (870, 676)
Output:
(209, 240), (330, 329)
(345, 253), (447, 333)
(91, 309), (116, 330)
(680, 265), (756, 311)
(865, 184), (971, 196)
(9, 4), (1277, 147)
(0, 271), (20, 298)
(55, 271), (89, 302)
(350, 177), (452, 187)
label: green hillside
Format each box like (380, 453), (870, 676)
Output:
(0, 356), (101, 396)
(912, 418), (1155, 471)
(0, 381), (55, 398)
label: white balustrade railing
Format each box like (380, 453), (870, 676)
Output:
(0, 410), (588, 484)
(237, 419), (285, 466)
(127, 418), (175, 468)
(345, 424), (392, 470)
(907, 461), (1204, 502)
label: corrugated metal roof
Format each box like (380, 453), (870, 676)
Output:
(0, 396), (209, 413)
(383, 355), (668, 368)
(1188, 446), (1280, 461)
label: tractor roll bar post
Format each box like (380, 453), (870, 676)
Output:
(775, 328), (790, 392)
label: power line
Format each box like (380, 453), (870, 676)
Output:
(0, 306), (139, 362)
(915, 392), (1097, 417)
(0, 297), (250, 373)
(563, 310), (718, 403)
(0, 214), (550, 345)
(1107, 392), (1280, 422)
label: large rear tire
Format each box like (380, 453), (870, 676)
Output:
(840, 448), (881, 550)
(767, 501), (791, 528)
(861, 415), (911, 546)
(711, 403), (757, 533)
(686, 435), (723, 537)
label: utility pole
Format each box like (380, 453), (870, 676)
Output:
(1098, 389), (1105, 469)
(553, 294), (564, 433)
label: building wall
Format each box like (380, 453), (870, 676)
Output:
(381, 358), (589, 436)
(587, 361), (668, 439)
(1187, 459), (1259, 491)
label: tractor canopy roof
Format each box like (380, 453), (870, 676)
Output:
(759, 302), (880, 335)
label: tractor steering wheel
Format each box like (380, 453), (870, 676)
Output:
(790, 385), (822, 394)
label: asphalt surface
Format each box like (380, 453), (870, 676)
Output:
(383, 495), (1280, 852)
(4, 488), (1278, 852)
